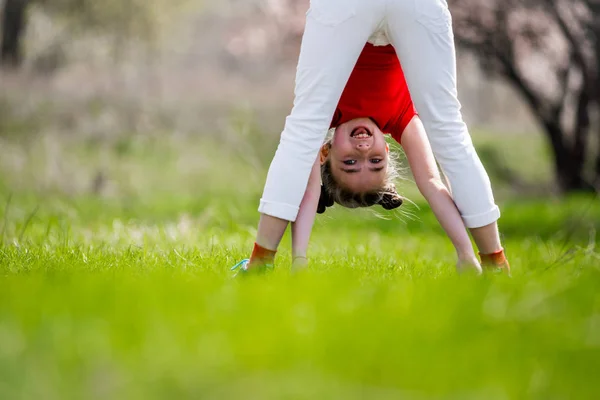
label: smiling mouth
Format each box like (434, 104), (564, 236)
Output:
(350, 126), (373, 139)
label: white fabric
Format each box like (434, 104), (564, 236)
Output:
(368, 21), (391, 46)
(259, 0), (500, 228)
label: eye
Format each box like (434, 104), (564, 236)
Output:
(370, 158), (383, 164)
(343, 160), (357, 165)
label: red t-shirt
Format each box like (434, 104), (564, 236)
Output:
(330, 43), (417, 142)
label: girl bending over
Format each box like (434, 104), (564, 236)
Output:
(234, 43), (510, 275)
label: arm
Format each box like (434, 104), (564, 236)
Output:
(400, 118), (480, 271)
(291, 156), (322, 267)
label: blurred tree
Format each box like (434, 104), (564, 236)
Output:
(450, 0), (599, 192)
(226, 0), (306, 65)
(227, 0), (600, 193)
(1, 0), (194, 70)
(1, 0), (29, 68)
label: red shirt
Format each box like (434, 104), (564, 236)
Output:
(330, 43), (417, 142)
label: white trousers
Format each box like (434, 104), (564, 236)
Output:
(258, 0), (500, 229)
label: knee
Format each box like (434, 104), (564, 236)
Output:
(429, 131), (476, 163)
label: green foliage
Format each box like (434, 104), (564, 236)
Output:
(40, 0), (151, 39)
(34, 0), (199, 47)
(0, 192), (599, 399)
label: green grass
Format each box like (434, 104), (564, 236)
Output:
(1, 130), (599, 399)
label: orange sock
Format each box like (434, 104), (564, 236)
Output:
(248, 243), (276, 268)
(479, 249), (511, 274)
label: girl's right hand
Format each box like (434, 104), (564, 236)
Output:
(456, 254), (483, 275)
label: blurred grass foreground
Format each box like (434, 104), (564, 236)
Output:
(1, 104), (599, 398)
(1, 0), (600, 399)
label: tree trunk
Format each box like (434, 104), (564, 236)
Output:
(592, 5), (600, 191)
(555, 163), (590, 192)
(572, 89), (591, 186)
(587, 2), (600, 190)
(543, 121), (593, 193)
(595, 135), (600, 189)
(1, 0), (29, 68)
(554, 152), (590, 192)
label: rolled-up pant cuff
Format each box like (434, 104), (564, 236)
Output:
(259, 199), (299, 222)
(462, 206), (501, 229)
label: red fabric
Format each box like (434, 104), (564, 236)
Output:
(480, 249), (511, 274)
(330, 43), (418, 142)
(479, 249), (507, 265)
(249, 242), (276, 268)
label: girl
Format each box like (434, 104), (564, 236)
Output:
(234, 0), (510, 274)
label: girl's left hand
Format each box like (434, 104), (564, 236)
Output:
(456, 254), (483, 275)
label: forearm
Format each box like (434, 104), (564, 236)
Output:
(420, 180), (475, 258)
(291, 158), (322, 259)
(427, 135), (500, 229)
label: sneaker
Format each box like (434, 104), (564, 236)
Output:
(230, 259), (274, 277)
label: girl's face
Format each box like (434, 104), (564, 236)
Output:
(321, 118), (389, 193)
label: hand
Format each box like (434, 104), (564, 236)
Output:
(292, 256), (309, 272)
(456, 254), (483, 275)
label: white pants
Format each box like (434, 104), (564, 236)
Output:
(259, 0), (500, 229)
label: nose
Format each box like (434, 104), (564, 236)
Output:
(355, 141), (371, 152)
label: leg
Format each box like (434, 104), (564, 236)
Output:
(387, 0), (508, 273)
(251, 0), (382, 264)
(386, 0), (500, 229)
(470, 223), (502, 254)
(471, 223), (510, 275)
(256, 215), (289, 251)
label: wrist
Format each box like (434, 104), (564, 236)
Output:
(457, 253), (478, 265)
(455, 244), (476, 260)
(292, 250), (307, 259)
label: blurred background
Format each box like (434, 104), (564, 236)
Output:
(1, 4), (599, 397)
(0, 0), (599, 209)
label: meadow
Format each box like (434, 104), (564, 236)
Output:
(0, 108), (599, 399)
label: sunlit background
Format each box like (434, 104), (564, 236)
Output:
(4, 0), (598, 199)
(1, 1), (599, 398)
